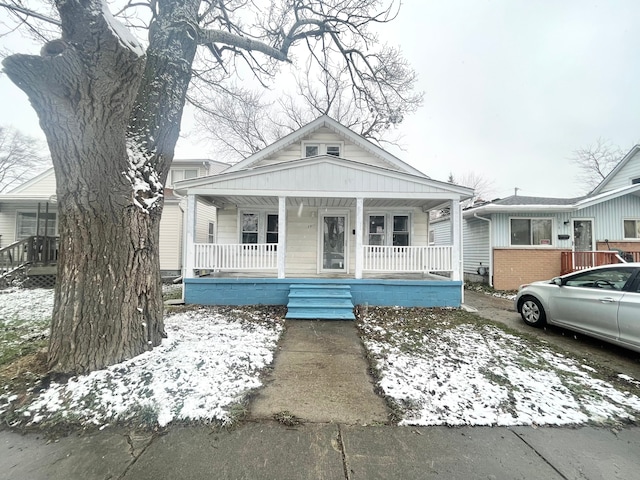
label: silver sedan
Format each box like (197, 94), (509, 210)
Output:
(515, 263), (640, 353)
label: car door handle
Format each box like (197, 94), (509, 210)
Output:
(599, 297), (616, 303)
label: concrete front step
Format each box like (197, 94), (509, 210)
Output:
(286, 284), (355, 320)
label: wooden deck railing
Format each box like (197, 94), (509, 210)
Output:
(0, 236), (59, 275)
(560, 250), (634, 275)
(363, 245), (453, 273)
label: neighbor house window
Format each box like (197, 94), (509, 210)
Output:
(16, 212), (57, 240)
(623, 219), (640, 239)
(169, 168), (198, 186)
(510, 218), (552, 246)
(367, 214), (410, 246)
(240, 212), (278, 244)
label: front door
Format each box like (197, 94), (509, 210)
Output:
(573, 219), (594, 269)
(321, 215), (347, 272)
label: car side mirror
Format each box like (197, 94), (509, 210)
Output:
(552, 277), (563, 286)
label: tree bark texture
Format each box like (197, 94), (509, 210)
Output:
(2, 0), (198, 374)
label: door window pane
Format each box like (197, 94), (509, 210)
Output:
(565, 268), (634, 290)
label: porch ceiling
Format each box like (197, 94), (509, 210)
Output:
(199, 194), (448, 211)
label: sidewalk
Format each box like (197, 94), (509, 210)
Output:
(2, 318), (640, 479)
(2, 422), (639, 479)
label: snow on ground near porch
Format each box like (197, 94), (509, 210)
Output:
(359, 307), (640, 426)
(2, 289), (640, 428)
(0, 288), (283, 428)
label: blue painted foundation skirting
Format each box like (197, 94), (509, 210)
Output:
(184, 278), (462, 308)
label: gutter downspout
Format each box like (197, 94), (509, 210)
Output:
(473, 213), (493, 287)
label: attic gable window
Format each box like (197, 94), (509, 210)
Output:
(632, 177), (640, 185)
(305, 145), (319, 157)
(326, 145), (340, 157)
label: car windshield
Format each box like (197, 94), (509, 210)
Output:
(564, 268), (634, 290)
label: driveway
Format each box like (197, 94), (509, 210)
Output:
(464, 290), (640, 381)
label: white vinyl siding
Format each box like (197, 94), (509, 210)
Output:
(599, 150), (640, 192)
(251, 127), (404, 171)
(158, 203), (183, 271)
(463, 217), (490, 275)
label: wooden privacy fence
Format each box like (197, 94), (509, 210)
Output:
(560, 250), (633, 275)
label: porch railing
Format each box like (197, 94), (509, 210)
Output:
(0, 236), (59, 275)
(560, 250), (628, 275)
(194, 243), (278, 270)
(363, 245), (453, 273)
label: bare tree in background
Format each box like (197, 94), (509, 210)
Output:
(0, 126), (47, 192)
(449, 171), (495, 205)
(1, 0), (418, 374)
(193, 41), (423, 162)
(571, 138), (624, 193)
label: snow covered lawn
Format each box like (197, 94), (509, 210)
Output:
(0, 288), (284, 429)
(358, 306), (640, 427)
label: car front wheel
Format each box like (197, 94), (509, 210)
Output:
(519, 296), (547, 327)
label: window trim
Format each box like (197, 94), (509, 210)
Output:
(237, 209), (279, 244)
(365, 212), (412, 246)
(301, 141), (344, 158)
(15, 210), (58, 241)
(509, 217), (554, 247)
(168, 168), (199, 187)
(623, 218), (640, 240)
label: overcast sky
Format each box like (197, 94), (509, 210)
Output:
(1, 1), (638, 199)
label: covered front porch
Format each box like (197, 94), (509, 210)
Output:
(176, 156), (472, 309)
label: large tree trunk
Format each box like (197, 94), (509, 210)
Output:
(2, 0), (198, 374)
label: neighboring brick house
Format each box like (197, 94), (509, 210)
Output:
(432, 145), (640, 290)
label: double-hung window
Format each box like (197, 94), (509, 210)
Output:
(623, 219), (640, 239)
(16, 212), (57, 240)
(510, 218), (553, 246)
(367, 214), (410, 246)
(240, 212), (278, 247)
(169, 168), (198, 186)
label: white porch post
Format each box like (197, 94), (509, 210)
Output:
(355, 197), (364, 279)
(278, 196), (287, 279)
(184, 194), (197, 279)
(451, 198), (462, 282)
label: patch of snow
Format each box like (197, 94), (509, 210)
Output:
(17, 309), (283, 428)
(0, 288), (53, 324)
(361, 313), (640, 427)
(101, 1), (145, 57)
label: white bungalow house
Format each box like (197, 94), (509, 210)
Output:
(0, 158), (228, 285)
(173, 116), (473, 316)
(432, 145), (640, 291)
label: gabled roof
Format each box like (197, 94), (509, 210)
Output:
(590, 144), (640, 195)
(6, 167), (55, 194)
(223, 115), (428, 178)
(175, 156), (473, 211)
(463, 184), (640, 217)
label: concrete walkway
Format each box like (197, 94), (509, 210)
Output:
(249, 320), (389, 424)
(2, 423), (639, 479)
